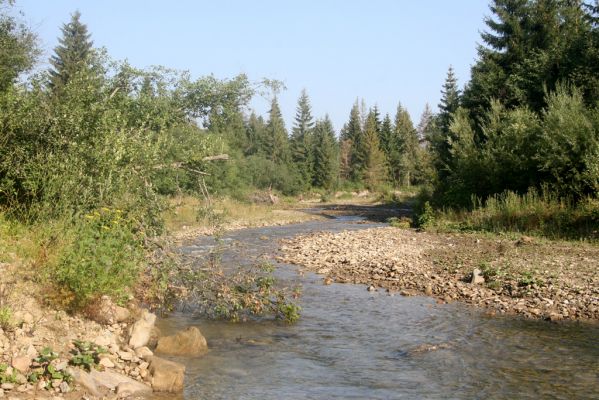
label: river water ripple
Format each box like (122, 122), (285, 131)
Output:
(158, 218), (599, 400)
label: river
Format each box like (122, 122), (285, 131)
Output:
(157, 216), (599, 400)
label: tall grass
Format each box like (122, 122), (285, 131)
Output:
(438, 188), (599, 240)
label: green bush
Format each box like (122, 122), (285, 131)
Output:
(54, 208), (144, 309)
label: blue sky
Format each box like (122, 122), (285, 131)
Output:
(15, 1), (490, 131)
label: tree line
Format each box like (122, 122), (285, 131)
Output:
(2, 0), (599, 225)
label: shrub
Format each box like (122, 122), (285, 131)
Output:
(53, 208), (144, 310)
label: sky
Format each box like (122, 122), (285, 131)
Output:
(14, 0), (490, 132)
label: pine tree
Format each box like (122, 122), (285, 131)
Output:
(362, 110), (387, 190)
(312, 115), (338, 190)
(264, 97), (289, 164)
(49, 11), (93, 92)
(290, 89), (315, 187)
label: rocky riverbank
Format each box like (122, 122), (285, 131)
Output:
(0, 260), (208, 399)
(279, 227), (599, 321)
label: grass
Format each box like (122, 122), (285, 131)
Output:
(163, 195), (321, 234)
(428, 188), (599, 241)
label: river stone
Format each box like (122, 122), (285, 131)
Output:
(471, 269), (485, 285)
(155, 326), (207, 356)
(116, 381), (152, 397)
(134, 346), (154, 360)
(128, 310), (156, 349)
(149, 356), (185, 392)
(68, 368), (101, 398)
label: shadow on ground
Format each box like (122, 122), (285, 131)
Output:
(306, 203), (413, 223)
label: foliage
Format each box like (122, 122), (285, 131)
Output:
(52, 208), (144, 310)
(69, 340), (107, 371)
(0, 2), (38, 92)
(414, 201), (435, 229)
(0, 363), (17, 384)
(434, 188), (598, 240)
(48, 10), (94, 93)
(28, 347), (73, 385)
(290, 89), (315, 188)
(180, 246), (301, 323)
(0, 305), (11, 330)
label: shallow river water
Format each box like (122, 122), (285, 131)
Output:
(158, 217), (599, 400)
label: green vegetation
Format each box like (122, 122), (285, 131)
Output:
(69, 340), (107, 371)
(1, 0), (598, 323)
(415, 0), (599, 239)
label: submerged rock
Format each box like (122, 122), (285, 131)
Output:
(155, 326), (208, 356)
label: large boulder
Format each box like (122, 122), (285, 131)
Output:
(155, 326), (207, 357)
(149, 356), (185, 393)
(129, 310), (156, 349)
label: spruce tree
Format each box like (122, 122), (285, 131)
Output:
(437, 66), (460, 135)
(394, 104), (419, 186)
(416, 103), (435, 145)
(265, 97), (290, 164)
(312, 115), (338, 190)
(245, 112), (267, 156)
(379, 113), (393, 158)
(290, 89), (315, 187)
(362, 110), (387, 190)
(49, 11), (93, 92)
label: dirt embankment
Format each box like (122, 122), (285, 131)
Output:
(279, 227), (599, 321)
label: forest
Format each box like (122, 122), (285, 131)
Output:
(1, 0), (598, 310)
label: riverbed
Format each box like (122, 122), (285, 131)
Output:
(158, 217), (599, 400)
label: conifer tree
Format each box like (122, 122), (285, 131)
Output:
(417, 103), (434, 145)
(379, 113), (393, 158)
(341, 100), (363, 182)
(437, 66), (460, 135)
(393, 104), (419, 186)
(312, 115), (338, 190)
(49, 11), (93, 92)
(245, 112), (267, 156)
(431, 67), (461, 178)
(265, 97), (290, 164)
(362, 110), (387, 190)
(290, 89), (315, 186)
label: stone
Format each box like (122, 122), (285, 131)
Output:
(93, 330), (117, 347)
(11, 356), (30, 373)
(118, 350), (134, 361)
(155, 326), (207, 357)
(59, 381), (69, 393)
(114, 306), (131, 323)
(471, 269), (485, 285)
(128, 310), (156, 349)
(134, 346), (153, 360)
(99, 357), (115, 368)
(116, 381), (152, 397)
(0, 383), (14, 391)
(149, 356), (185, 393)
(68, 368), (101, 397)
